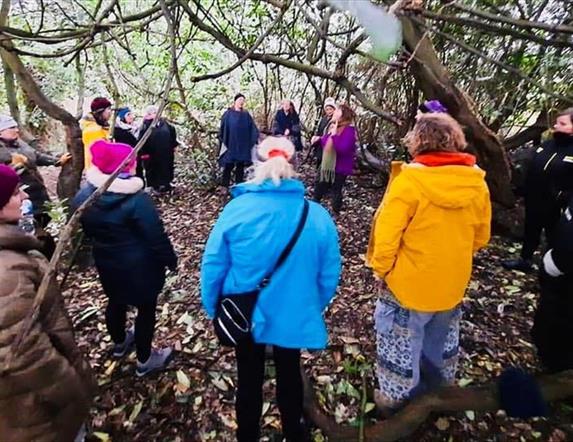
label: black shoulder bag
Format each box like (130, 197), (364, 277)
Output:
(214, 200), (310, 347)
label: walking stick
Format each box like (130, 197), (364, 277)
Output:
(59, 231), (84, 290)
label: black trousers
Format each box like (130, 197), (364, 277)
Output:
(314, 173), (347, 213)
(105, 300), (157, 362)
(222, 162), (249, 187)
(520, 199), (562, 260)
(532, 270), (573, 372)
(235, 340), (305, 442)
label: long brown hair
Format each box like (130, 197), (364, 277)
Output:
(337, 103), (355, 127)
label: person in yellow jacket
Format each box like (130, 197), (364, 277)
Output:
(80, 97), (112, 170)
(366, 113), (491, 411)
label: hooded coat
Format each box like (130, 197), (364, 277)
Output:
(201, 179), (341, 349)
(367, 154), (491, 312)
(0, 224), (95, 441)
(80, 114), (109, 171)
(72, 168), (177, 305)
(0, 138), (57, 215)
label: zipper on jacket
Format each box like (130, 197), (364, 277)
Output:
(543, 153), (558, 171)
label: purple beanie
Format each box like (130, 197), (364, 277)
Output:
(419, 100), (448, 114)
(0, 165), (20, 209)
(90, 139), (135, 174)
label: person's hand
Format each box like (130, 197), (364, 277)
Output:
(311, 135), (319, 144)
(11, 153), (28, 167)
(284, 129), (290, 136)
(58, 152), (72, 165)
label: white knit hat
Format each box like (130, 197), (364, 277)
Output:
(0, 115), (18, 132)
(323, 97), (337, 110)
(143, 105), (159, 120)
(258, 136), (295, 161)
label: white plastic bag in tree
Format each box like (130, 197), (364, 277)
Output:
(327, 0), (402, 62)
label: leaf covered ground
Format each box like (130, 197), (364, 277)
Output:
(61, 157), (573, 441)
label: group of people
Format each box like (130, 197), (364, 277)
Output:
(1, 91), (573, 442)
(81, 97), (179, 193)
(218, 93), (358, 214)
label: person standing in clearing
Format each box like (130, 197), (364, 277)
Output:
(113, 107), (138, 147)
(366, 113), (491, 411)
(272, 99), (303, 153)
(81, 97), (112, 170)
(138, 105), (179, 193)
(201, 136), (341, 442)
(310, 97), (336, 167)
(313, 103), (357, 214)
(0, 165), (95, 441)
(502, 108), (573, 273)
(73, 140), (177, 377)
(218, 93), (259, 190)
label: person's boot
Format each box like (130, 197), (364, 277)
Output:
(136, 347), (173, 377)
(112, 327), (135, 358)
(501, 258), (533, 273)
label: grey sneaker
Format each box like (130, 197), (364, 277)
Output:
(112, 328), (135, 358)
(136, 347), (173, 377)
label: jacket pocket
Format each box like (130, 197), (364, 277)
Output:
(374, 299), (396, 334)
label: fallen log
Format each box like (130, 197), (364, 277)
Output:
(303, 369), (573, 441)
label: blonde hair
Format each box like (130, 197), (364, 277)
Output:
(249, 136), (297, 185)
(404, 113), (467, 156)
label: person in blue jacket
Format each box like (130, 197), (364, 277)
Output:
(73, 140), (177, 377)
(201, 136), (341, 442)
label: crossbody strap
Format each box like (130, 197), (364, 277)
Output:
(258, 199), (309, 289)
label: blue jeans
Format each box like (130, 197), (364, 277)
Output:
(374, 294), (461, 407)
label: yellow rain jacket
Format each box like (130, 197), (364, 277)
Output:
(80, 116), (109, 170)
(367, 158), (491, 312)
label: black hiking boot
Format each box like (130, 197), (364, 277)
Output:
(502, 258), (533, 273)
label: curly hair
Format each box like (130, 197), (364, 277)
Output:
(404, 113), (467, 156)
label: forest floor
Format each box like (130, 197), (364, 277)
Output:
(58, 156), (573, 442)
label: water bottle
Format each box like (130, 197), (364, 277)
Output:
(19, 199), (35, 235)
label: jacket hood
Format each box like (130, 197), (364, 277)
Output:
(231, 178), (305, 198)
(0, 223), (42, 251)
(401, 163), (487, 209)
(80, 167), (144, 210)
(80, 115), (98, 130)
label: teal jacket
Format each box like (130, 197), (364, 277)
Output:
(201, 179), (341, 349)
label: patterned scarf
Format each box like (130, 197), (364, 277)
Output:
(320, 135), (337, 183)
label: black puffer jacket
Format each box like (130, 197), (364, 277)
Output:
(72, 168), (177, 305)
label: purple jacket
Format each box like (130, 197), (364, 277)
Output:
(321, 125), (357, 176)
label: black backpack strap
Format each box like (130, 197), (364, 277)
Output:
(258, 199), (309, 289)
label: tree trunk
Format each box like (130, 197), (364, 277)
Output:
(0, 45), (84, 199)
(401, 17), (514, 207)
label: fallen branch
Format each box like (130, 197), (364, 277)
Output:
(303, 369), (573, 441)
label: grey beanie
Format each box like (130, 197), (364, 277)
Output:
(0, 115), (18, 133)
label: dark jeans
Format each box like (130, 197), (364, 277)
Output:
(314, 173), (347, 213)
(235, 340), (305, 442)
(520, 200), (562, 260)
(105, 300), (157, 362)
(222, 162), (249, 188)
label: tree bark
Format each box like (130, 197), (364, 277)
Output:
(0, 43), (83, 200)
(400, 17), (514, 206)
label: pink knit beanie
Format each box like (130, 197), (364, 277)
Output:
(90, 140), (135, 174)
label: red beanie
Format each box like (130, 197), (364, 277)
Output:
(0, 165), (20, 209)
(91, 97), (112, 114)
(90, 140), (135, 174)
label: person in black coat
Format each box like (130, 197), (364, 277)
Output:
(531, 194), (573, 372)
(272, 100), (303, 152)
(113, 107), (138, 147)
(503, 108), (573, 272)
(138, 105), (178, 193)
(73, 140), (177, 377)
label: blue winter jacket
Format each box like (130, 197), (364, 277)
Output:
(201, 179), (341, 349)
